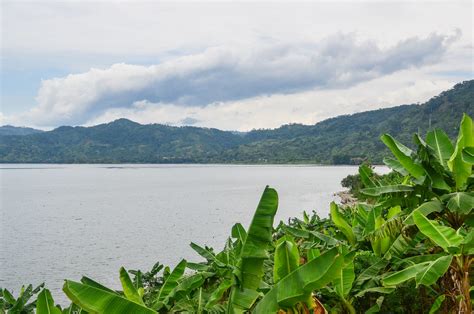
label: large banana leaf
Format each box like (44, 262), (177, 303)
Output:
(444, 192), (474, 215)
(330, 202), (356, 245)
(382, 262), (431, 286)
(63, 280), (156, 313)
(404, 200), (443, 225)
(448, 114), (473, 189)
(426, 129), (454, 167)
(382, 255), (452, 288)
(361, 185), (414, 197)
(383, 232), (423, 259)
(334, 259), (355, 299)
(119, 267), (144, 305)
(253, 248), (343, 313)
(414, 255), (452, 287)
(394, 253), (447, 267)
(273, 236), (299, 284)
(381, 134), (426, 179)
(229, 186), (278, 312)
(36, 289), (61, 314)
(413, 211), (463, 252)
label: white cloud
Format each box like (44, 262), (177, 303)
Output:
(8, 32), (459, 127)
(1, 1), (471, 130)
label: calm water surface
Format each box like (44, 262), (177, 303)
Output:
(0, 164), (387, 303)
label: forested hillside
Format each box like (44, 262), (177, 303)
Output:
(0, 125), (43, 136)
(1, 80), (472, 164)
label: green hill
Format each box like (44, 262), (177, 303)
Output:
(1, 80), (472, 164)
(0, 125), (43, 136)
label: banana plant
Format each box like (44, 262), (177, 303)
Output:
(0, 283), (44, 313)
(228, 186), (279, 313)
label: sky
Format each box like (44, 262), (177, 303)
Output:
(1, 0), (473, 131)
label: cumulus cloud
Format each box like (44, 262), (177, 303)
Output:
(13, 32), (459, 127)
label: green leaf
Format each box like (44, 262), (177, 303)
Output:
(462, 147), (474, 164)
(162, 273), (210, 308)
(119, 267), (144, 305)
(444, 192), (474, 215)
(186, 262), (209, 271)
(190, 242), (217, 263)
(334, 259), (355, 298)
(205, 279), (232, 309)
(80, 276), (117, 294)
(63, 280), (156, 313)
(361, 185), (414, 197)
(395, 253), (447, 267)
(253, 248), (343, 313)
(365, 296), (384, 314)
(2, 288), (16, 304)
(381, 134), (426, 179)
(61, 303), (81, 314)
(273, 236), (299, 284)
(382, 262), (431, 286)
(448, 114), (473, 189)
(384, 232), (422, 259)
(413, 211), (463, 252)
(462, 229), (474, 254)
(415, 255), (452, 287)
(404, 200), (443, 225)
(36, 289), (61, 314)
(231, 223), (247, 244)
(330, 202), (356, 245)
(429, 295), (445, 314)
(426, 129), (454, 167)
(309, 230), (340, 246)
(359, 164), (378, 187)
(307, 248), (320, 261)
(383, 157), (409, 176)
(155, 259), (187, 309)
(355, 259), (388, 284)
(229, 186), (278, 312)
(355, 287), (395, 298)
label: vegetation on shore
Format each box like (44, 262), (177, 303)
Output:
(1, 114), (472, 313)
(1, 81), (473, 164)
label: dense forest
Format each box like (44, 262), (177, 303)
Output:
(1, 114), (473, 313)
(0, 80), (472, 164)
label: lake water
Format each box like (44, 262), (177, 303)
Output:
(0, 164), (387, 304)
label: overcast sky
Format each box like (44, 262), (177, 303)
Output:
(1, 0), (473, 130)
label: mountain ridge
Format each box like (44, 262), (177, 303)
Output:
(1, 80), (472, 164)
(0, 125), (44, 136)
